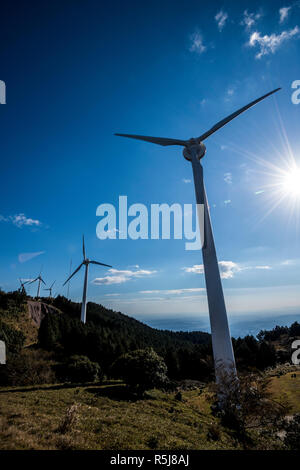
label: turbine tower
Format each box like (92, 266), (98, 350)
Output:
(44, 281), (56, 298)
(115, 87), (281, 384)
(28, 272), (46, 298)
(63, 236), (112, 324)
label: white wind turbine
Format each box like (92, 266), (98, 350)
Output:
(18, 278), (29, 295)
(44, 281), (56, 298)
(63, 236), (112, 324)
(28, 272), (46, 298)
(115, 87), (281, 384)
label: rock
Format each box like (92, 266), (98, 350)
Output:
(27, 301), (61, 328)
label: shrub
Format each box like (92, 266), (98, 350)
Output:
(111, 348), (168, 395)
(284, 413), (300, 450)
(57, 404), (81, 434)
(0, 349), (56, 386)
(57, 355), (101, 383)
(209, 365), (291, 443)
(0, 320), (25, 354)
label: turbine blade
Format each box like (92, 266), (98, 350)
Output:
(41, 278), (46, 285)
(197, 88), (281, 142)
(28, 277), (38, 284)
(115, 133), (187, 147)
(63, 262), (83, 286)
(90, 260), (112, 268)
(82, 235), (86, 260)
(51, 281), (56, 288)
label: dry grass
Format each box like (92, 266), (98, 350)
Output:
(269, 370), (300, 413)
(0, 371), (297, 450)
(0, 381), (239, 450)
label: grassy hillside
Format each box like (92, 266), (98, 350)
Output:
(1, 290), (299, 450)
(269, 369), (300, 413)
(1, 371), (299, 450)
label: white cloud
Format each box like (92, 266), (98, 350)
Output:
(183, 261), (272, 279)
(0, 213), (42, 228)
(183, 261), (241, 279)
(281, 259), (296, 266)
(279, 6), (292, 23)
(18, 251), (45, 263)
(215, 10), (228, 31)
(219, 261), (241, 279)
(249, 26), (300, 59)
(224, 172), (232, 184)
(182, 178), (191, 184)
(241, 10), (262, 30)
(189, 31), (206, 54)
(140, 288), (205, 295)
(92, 268), (157, 285)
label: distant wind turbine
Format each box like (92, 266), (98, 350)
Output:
(44, 281), (55, 298)
(115, 87), (281, 384)
(18, 278), (28, 294)
(28, 272), (46, 298)
(63, 236), (112, 324)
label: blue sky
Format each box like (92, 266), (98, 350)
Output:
(1, 0), (300, 324)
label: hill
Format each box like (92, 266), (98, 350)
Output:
(1, 290), (297, 384)
(0, 369), (299, 450)
(0, 289), (300, 450)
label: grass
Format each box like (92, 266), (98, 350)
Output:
(269, 370), (300, 414)
(0, 381), (240, 450)
(0, 370), (299, 450)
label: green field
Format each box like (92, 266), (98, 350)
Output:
(269, 370), (300, 413)
(0, 381), (236, 450)
(1, 372), (299, 450)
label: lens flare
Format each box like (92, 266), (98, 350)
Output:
(281, 167), (300, 198)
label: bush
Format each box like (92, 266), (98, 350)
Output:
(0, 349), (56, 386)
(284, 413), (300, 450)
(57, 355), (101, 383)
(209, 366), (291, 444)
(111, 348), (168, 395)
(0, 320), (25, 354)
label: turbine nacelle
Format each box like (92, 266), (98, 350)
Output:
(183, 141), (206, 161)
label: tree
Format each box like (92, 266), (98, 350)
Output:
(209, 367), (291, 445)
(58, 355), (102, 383)
(111, 348), (168, 395)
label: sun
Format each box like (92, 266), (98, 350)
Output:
(280, 167), (300, 199)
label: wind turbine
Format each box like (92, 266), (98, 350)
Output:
(63, 236), (112, 324)
(28, 272), (46, 298)
(18, 278), (28, 295)
(115, 87), (281, 384)
(44, 281), (55, 298)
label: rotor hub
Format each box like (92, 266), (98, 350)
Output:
(183, 141), (206, 161)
